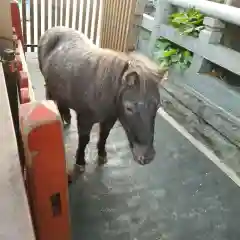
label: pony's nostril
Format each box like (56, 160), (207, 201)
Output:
(138, 156), (145, 164)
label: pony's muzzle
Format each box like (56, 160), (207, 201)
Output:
(132, 144), (156, 165)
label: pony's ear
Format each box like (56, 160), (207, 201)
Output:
(122, 69), (140, 87)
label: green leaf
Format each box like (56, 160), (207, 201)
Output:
(171, 54), (181, 63)
(163, 48), (178, 57)
(183, 50), (191, 57)
(155, 39), (171, 50)
(182, 27), (194, 34)
(154, 38), (193, 72)
(195, 26), (204, 31)
(159, 60), (170, 69)
(169, 8), (205, 37)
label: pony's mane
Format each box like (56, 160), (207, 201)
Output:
(89, 48), (166, 91)
(126, 51), (166, 84)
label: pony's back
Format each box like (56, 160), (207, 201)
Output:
(38, 27), (91, 72)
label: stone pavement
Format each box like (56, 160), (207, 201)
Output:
(26, 53), (240, 240)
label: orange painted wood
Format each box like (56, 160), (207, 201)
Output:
(19, 101), (71, 240)
(17, 39), (35, 101)
(19, 71), (28, 88)
(16, 54), (23, 71)
(20, 88), (30, 103)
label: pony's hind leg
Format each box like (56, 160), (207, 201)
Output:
(44, 84), (71, 126)
(97, 117), (117, 165)
(75, 114), (93, 168)
(57, 104), (71, 126)
(45, 83), (52, 100)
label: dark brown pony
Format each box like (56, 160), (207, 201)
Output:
(38, 26), (166, 180)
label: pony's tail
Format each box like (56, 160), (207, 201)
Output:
(38, 29), (61, 73)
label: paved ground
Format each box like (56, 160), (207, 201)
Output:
(26, 53), (240, 240)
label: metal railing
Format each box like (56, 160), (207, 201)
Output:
(20, 0), (102, 52)
(168, 0), (240, 26)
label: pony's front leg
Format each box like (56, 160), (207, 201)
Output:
(75, 114), (93, 170)
(68, 115), (93, 183)
(97, 117), (117, 165)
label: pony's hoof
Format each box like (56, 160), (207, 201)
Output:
(64, 118), (71, 126)
(61, 113), (71, 127)
(63, 114), (71, 125)
(68, 175), (73, 185)
(67, 164), (85, 184)
(63, 122), (71, 129)
(75, 164), (86, 172)
(98, 156), (108, 165)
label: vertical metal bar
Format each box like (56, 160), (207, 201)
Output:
(81, 0), (87, 34)
(90, 0), (97, 42)
(75, 0), (81, 30)
(106, 0), (113, 49)
(69, 0), (74, 28)
(96, 0), (102, 46)
(57, 0), (61, 26)
(44, 0), (49, 31)
(37, 0), (42, 42)
(52, 0), (56, 27)
(29, 0), (35, 52)
(103, 0), (110, 48)
(87, 0), (94, 39)
(99, 0), (106, 47)
(93, 0), (100, 44)
(62, 0), (67, 26)
(22, 0), (27, 52)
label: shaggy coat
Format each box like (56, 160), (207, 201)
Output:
(38, 27), (164, 127)
(38, 26), (166, 174)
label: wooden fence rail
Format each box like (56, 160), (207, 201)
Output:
(100, 0), (136, 51)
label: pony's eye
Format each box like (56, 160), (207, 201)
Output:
(124, 102), (135, 114)
(126, 106), (134, 114)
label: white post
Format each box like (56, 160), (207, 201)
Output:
(147, 0), (173, 57)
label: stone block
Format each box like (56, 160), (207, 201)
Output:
(199, 28), (223, 44)
(203, 17), (225, 29)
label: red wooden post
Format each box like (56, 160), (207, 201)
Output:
(20, 87), (30, 103)
(19, 100), (72, 240)
(16, 39), (35, 103)
(19, 71), (29, 88)
(11, 0), (24, 47)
